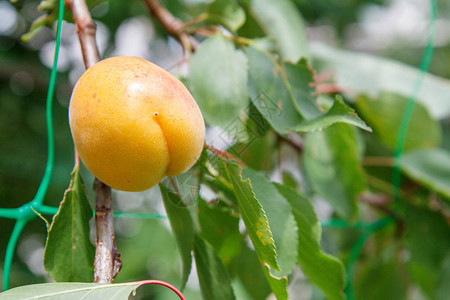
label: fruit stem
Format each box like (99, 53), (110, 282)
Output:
(74, 147), (80, 169)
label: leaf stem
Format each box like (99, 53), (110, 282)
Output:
(74, 147), (80, 169)
(204, 142), (247, 167)
(169, 176), (182, 198)
(177, 12), (208, 31)
(363, 156), (394, 167)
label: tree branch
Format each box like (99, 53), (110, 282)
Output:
(66, 0), (121, 283)
(65, 0), (100, 69)
(93, 179), (121, 283)
(143, 0), (198, 52)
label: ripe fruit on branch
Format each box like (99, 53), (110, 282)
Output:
(69, 56), (205, 192)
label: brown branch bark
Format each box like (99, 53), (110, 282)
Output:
(66, 0), (121, 283)
(143, 0), (198, 52)
(93, 179), (122, 283)
(65, 0), (100, 69)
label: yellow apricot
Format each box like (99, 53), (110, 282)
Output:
(69, 56), (205, 191)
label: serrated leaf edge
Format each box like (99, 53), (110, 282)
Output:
(225, 162), (280, 271)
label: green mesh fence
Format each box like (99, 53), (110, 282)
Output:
(0, 0), (437, 297)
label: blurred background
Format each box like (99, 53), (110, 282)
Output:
(0, 0), (449, 299)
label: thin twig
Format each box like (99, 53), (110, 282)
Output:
(169, 177), (182, 198)
(190, 27), (253, 47)
(143, 0), (198, 52)
(65, 0), (100, 68)
(177, 12), (208, 32)
(204, 142), (247, 168)
(363, 156), (394, 167)
(66, 0), (121, 283)
(186, 26), (219, 36)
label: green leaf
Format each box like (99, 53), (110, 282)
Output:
(409, 262), (438, 299)
(284, 59), (321, 120)
(224, 163), (291, 299)
(233, 129), (277, 171)
(21, 0), (87, 42)
(282, 171), (299, 190)
(0, 281), (184, 299)
(355, 261), (406, 300)
(247, 45), (304, 136)
(189, 35), (248, 129)
(194, 236), (236, 300)
(198, 199), (242, 263)
(247, 46), (370, 136)
(404, 205), (450, 298)
(303, 124), (366, 219)
(223, 162), (279, 271)
(159, 184), (195, 289)
(21, 0), (58, 42)
(294, 97), (371, 132)
(250, 0), (308, 62)
(261, 264), (288, 300)
(43, 166), (94, 282)
(241, 169), (297, 300)
(404, 205), (450, 273)
(206, 0), (246, 32)
(241, 169), (297, 277)
(229, 244), (271, 300)
(310, 42), (450, 120)
(437, 255), (450, 300)
(357, 93), (441, 151)
(275, 184), (346, 300)
(402, 148), (450, 199)
(21, 14), (55, 42)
